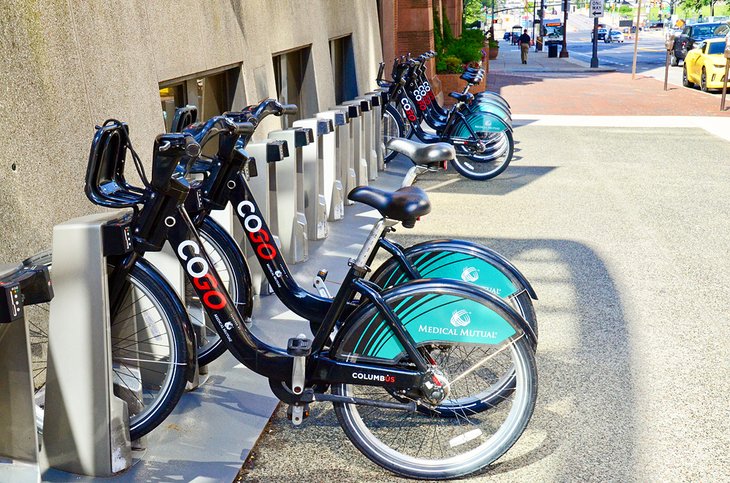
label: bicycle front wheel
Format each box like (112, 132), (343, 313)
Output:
(26, 255), (189, 441)
(189, 217), (252, 367)
(382, 104), (405, 163)
(452, 130), (514, 181)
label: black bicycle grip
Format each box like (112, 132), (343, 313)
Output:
(281, 104), (298, 115)
(233, 121), (257, 135)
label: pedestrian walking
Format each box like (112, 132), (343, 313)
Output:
(518, 29), (531, 64)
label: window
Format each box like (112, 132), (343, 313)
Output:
(329, 35), (358, 104)
(159, 66), (241, 132)
(273, 46), (318, 129)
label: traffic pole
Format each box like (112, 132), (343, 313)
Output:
(721, 63), (729, 111)
(631, 0), (642, 80)
(591, 17), (599, 68)
(664, 50), (670, 90)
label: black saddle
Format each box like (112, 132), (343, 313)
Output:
(348, 186), (431, 228)
(386, 138), (455, 166)
(448, 92), (474, 104)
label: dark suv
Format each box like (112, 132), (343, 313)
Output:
(671, 22), (730, 65)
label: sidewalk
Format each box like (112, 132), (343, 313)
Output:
(488, 40), (730, 117)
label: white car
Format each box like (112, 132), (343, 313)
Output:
(606, 29), (624, 43)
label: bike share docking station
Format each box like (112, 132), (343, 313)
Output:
(0, 264), (52, 483)
(243, 139), (288, 295)
(317, 109), (349, 215)
(342, 99), (370, 188)
(332, 103), (360, 203)
(365, 91), (385, 174)
(41, 213), (135, 477)
(355, 94), (379, 182)
(268, 127), (314, 264)
(292, 117), (335, 240)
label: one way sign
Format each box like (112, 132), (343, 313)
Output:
(591, 0), (604, 17)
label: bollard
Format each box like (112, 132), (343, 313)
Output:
(243, 140), (287, 294)
(267, 128), (314, 264)
(344, 99), (370, 187)
(331, 104), (360, 204)
(42, 212), (133, 477)
(317, 110), (347, 219)
(292, 118), (330, 240)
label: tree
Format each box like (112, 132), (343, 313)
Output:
(464, 0), (488, 26)
(679, 0), (721, 16)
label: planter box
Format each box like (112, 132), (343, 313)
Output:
(436, 73), (485, 106)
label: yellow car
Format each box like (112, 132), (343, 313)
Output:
(683, 38), (729, 92)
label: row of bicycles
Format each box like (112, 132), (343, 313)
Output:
(378, 50), (515, 181)
(13, 82), (534, 478)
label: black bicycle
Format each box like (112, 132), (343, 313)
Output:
(379, 54), (514, 180)
(84, 117), (538, 479)
(171, 99), (538, 368)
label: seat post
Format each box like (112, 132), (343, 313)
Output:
(353, 218), (398, 270)
(401, 165), (430, 188)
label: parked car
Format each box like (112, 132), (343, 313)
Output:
(592, 28), (608, 41)
(682, 38), (729, 91)
(605, 29), (624, 43)
(671, 22), (730, 66)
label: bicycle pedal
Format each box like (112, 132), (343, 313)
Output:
(288, 335), (311, 395)
(287, 404), (310, 426)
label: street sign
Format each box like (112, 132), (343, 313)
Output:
(590, 0), (604, 17)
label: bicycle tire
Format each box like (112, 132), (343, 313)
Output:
(452, 130), (514, 181)
(332, 284), (538, 480)
(26, 256), (189, 441)
(189, 217), (252, 367)
(382, 104), (405, 163)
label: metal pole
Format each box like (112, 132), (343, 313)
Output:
(591, 16), (599, 67)
(721, 63), (729, 111)
(631, 0), (642, 79)
(559, 0), (569, 57)
(664, 49), (670, 90)
(538, 0), (546, 51)
(532, 1), (537, 52)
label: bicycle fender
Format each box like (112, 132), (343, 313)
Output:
(137, 258), (198, 383)
(332, 279), (536, 364)
(371, 239), (537, 300)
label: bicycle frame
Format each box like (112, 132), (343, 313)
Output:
(165, 199), (431, 390)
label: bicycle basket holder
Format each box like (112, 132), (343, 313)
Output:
(85, 120), (146, 208)
(170, 105), (198, 133)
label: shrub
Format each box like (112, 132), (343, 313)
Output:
(437, 55), (464, 74)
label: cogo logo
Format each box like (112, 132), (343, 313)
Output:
(400, 98), (417, 122)
(177, 240), (227, 310)
(237, 200), (277, 260)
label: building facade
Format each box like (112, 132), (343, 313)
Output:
(0, 0), (382, 262)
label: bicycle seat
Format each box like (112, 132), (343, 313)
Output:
(448, 92), (474, 104)
(348, 186), (431, 228)
(386, 138), (455, 165)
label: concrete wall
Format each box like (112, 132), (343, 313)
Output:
(0, 0), (382, 262)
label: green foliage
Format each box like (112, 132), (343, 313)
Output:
(437, 55), (464, 74)
(445, 29), (486, 64)
(434, 3), (487, 73)
(433, 7), (444, 54)
(442, 7), (455, 45)
(618, 4), (633, 17)
(464, 0), (487, 26)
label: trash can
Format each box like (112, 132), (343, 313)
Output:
(548, 43), (558, 58)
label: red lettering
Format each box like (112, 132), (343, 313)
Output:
(249, 230), (270, 244)
(257, 244), (277, 260)
(203, 291), (227, 310)
(193, 273), (218, 291)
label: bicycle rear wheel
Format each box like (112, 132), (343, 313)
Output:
(452, 130), (514, 181)
(26, 255), (189, 441)
(333, 335), (536, 480)
(332, 284), (537, 479)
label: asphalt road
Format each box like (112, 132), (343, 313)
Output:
(240, 124), (730, 482)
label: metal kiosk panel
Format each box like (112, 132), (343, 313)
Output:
(292, 118), (330, 240)
(267, 128), (314, 264)
(343, 99), (369, 187)
(332, 103), (360, 200)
